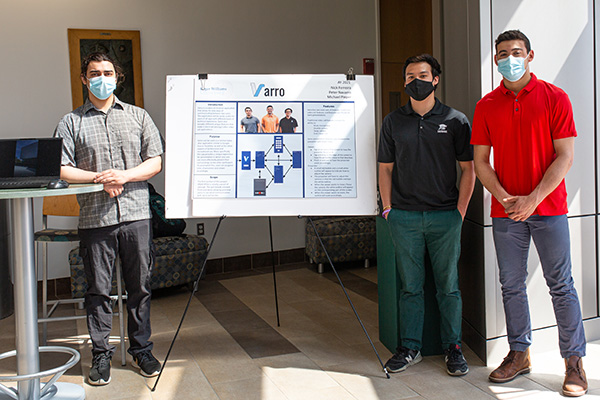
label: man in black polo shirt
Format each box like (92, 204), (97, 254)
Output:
(378, 54), (475, 376)
(279, 108), (298, 133)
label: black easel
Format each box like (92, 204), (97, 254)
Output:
(305, 216), (390, 379)
(268, 216), (281, 327)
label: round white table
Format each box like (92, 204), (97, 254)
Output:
(0, 184), (103, 400)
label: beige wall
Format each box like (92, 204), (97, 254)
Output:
(0, 0), (377, 278)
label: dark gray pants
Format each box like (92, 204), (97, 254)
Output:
(79, 219), (153, 357)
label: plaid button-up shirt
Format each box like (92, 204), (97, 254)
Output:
(54, 97), (164, 229)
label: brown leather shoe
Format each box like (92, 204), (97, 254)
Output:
(563, 356), (587, 397)
(489, 349), (531, 383)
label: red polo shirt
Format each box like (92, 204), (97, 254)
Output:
(471, 74), (577, 218)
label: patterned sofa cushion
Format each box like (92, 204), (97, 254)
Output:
(305, 216), (376, 264)
(305, 216), (377, 237)
(153, 235), (207, 257)
(152, 235), (208, 290)
(69, 234), (209, 298)
(34, 228), (79, 242)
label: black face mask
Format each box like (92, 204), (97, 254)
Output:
(405, 78), (435, 101)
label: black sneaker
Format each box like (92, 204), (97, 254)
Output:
(132, 350), (161, 377)
(385, 346), (422, 373)
(88, 352), (111, 386)
(445, 344), (469, 376)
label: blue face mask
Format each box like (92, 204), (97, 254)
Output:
(497, 55), (527, 82)
(88, 76), (117, 100)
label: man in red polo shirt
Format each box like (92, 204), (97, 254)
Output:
(472, 30), (587, 397)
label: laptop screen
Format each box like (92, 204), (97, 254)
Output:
(0, 138), (62, 178)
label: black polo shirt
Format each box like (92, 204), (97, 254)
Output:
(378, 99), (473, 211)
(279, 117), (298, 133)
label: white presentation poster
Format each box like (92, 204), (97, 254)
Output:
(165, 74), (377, 218)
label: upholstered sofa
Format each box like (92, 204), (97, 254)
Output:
(305, 216), (376, 273)
(68, 234), (209, 298)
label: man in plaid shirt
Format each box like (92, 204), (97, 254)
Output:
(54, 52), (164, 386)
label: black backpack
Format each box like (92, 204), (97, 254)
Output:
(148, 183), (186, 238)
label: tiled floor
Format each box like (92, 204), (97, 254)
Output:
(0, 262), (599, 399)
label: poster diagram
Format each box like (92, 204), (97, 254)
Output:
(237, 133), (304, 198)
(191, 76), (358, 200)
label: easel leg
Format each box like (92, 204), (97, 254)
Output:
(268, 217), (281, 327)
(306, 216), (390, 379)
(151, 216), (226, 392)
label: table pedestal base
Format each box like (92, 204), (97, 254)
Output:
(0, 383), (84, 400)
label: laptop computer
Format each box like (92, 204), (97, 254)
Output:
(0, 138), (63, 189)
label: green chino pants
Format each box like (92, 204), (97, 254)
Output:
(387, 208), (463, 351)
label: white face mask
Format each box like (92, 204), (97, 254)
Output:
(88, 76), (117, 100)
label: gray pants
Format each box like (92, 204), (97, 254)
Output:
(78, 219), (154, 357)
(492, 215), (586, 358)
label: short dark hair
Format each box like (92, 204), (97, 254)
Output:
(403, 54), (442, 79)
(267, 105), (273, 109)
(495, 30), (531, 53)
(80, 52), (124, 84)
(245, 107), (252, 111)
(285, 108), (292, 113)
